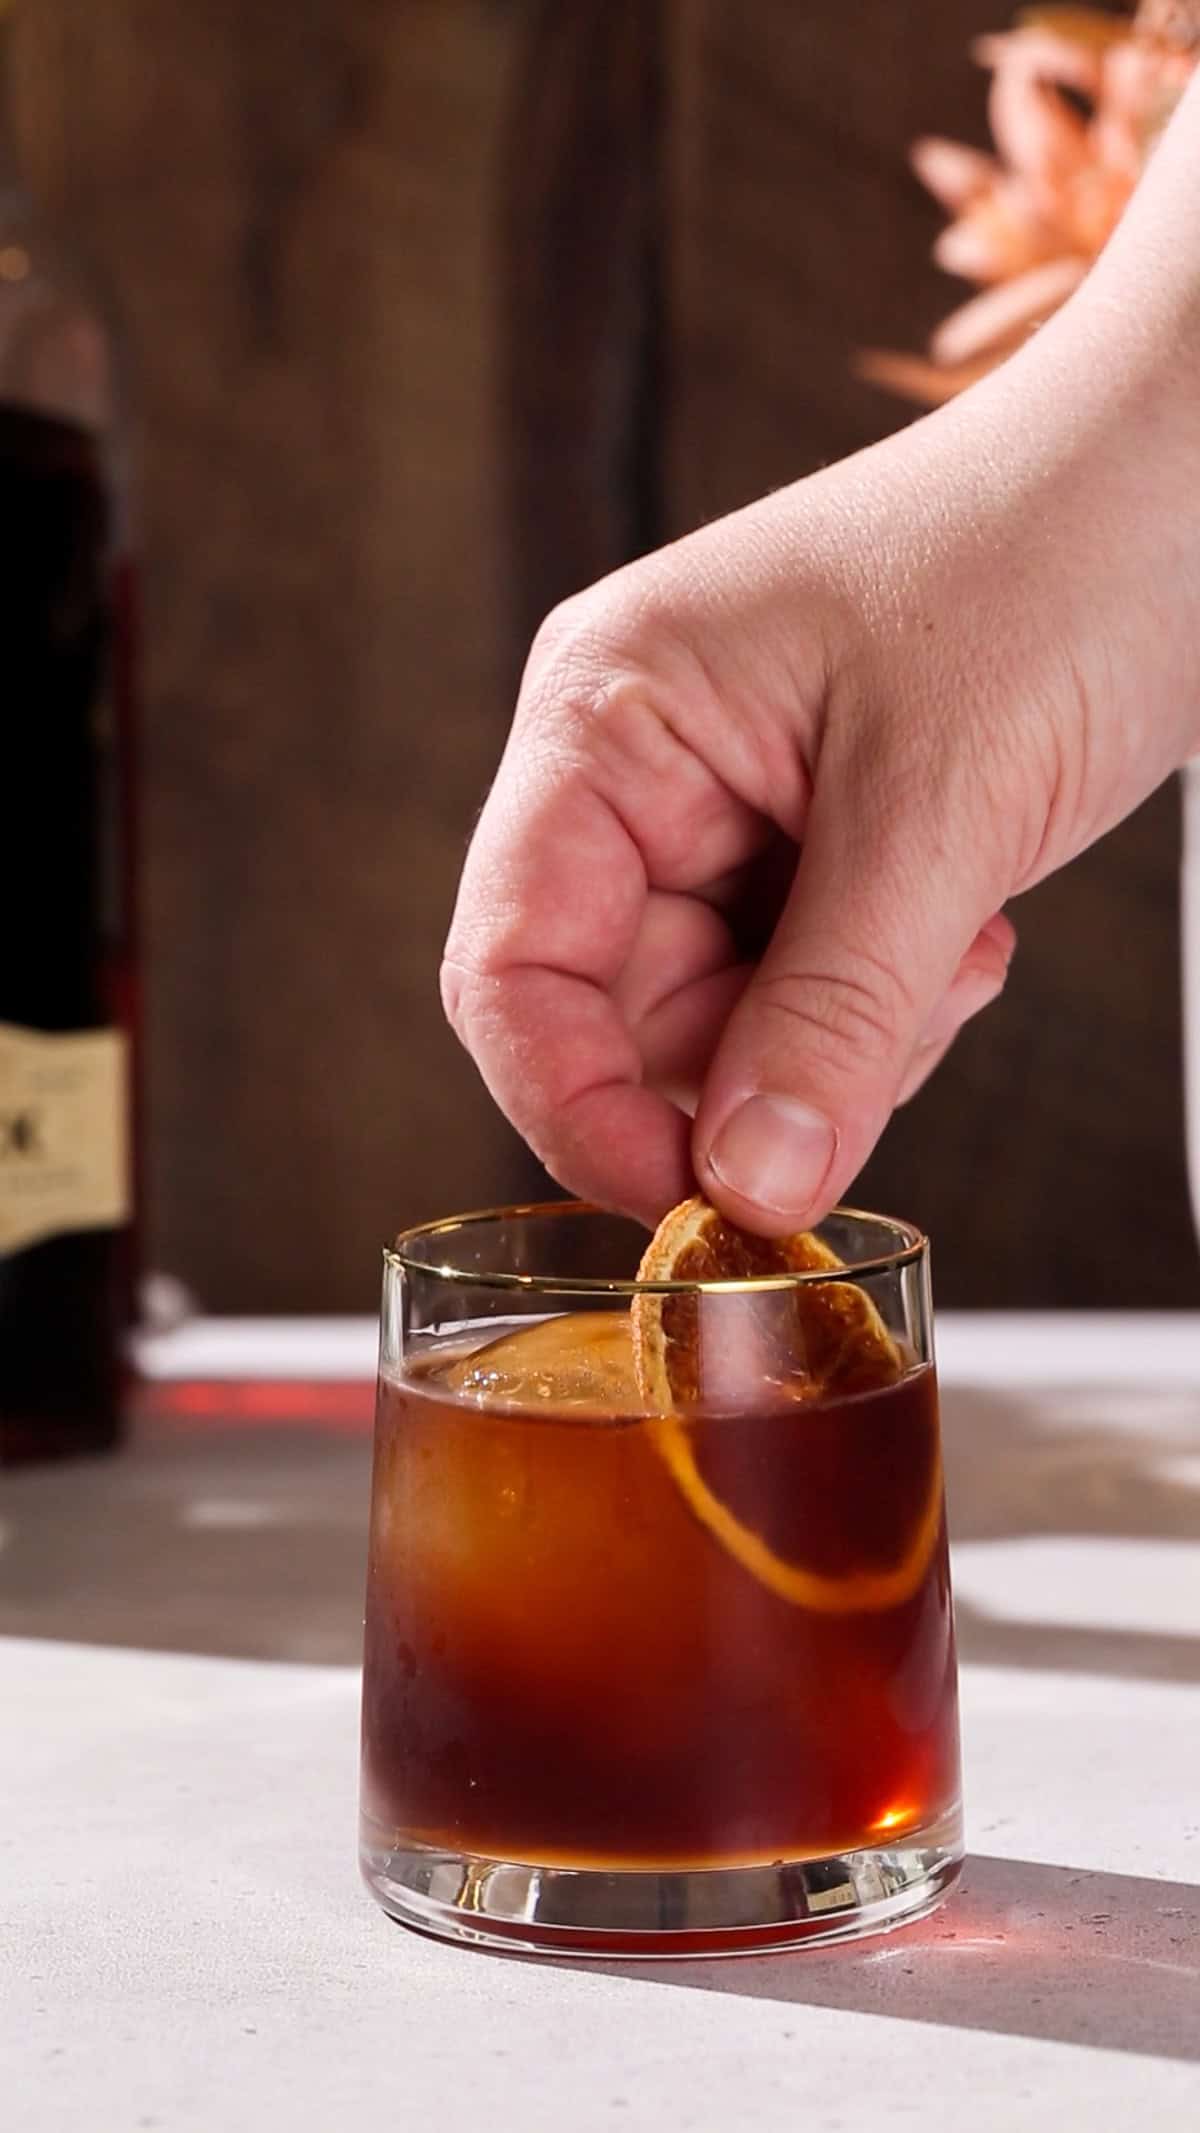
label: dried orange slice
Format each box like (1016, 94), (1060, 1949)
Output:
(632, 1197), (903, 1408)
(631, 1197), (943, 1613)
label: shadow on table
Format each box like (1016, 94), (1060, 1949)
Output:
(940, 1380), (1200, 1684)
(0, 1416), (372, 1664)
(577, 1852), (1200, 2062)
(0, 1373), (1197, 1678)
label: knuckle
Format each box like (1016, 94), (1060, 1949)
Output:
(438, 956), (467, 1039)
(523, 579), (670, 741)
(438, 953), (482, 1046)
(752, 956), (912, 1066)
(525, 595), (620, 711)
(527, 594), (595, 673)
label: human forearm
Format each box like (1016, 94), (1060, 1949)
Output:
(445, 68), (1200, 1233)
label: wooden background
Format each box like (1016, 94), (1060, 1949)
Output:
(12, 0), (1196, 1308)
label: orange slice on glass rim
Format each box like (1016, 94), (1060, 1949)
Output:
(631, 1197), (944, 1614)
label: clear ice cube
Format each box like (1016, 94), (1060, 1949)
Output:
(440, 1311), (640, 1415)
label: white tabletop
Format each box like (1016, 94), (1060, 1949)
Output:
(4, 1315), (1200, 2131)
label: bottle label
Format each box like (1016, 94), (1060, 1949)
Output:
(0, 1023), (131, 1254)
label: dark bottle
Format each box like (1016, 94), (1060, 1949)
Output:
(0, 1), (136, 1464)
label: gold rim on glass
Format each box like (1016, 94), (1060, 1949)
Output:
(384, 1200), (927, 1296)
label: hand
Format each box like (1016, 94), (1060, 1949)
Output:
(442, 90), (1200, 1235)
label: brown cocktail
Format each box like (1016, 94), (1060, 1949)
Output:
(360, 1202), (961, 1955)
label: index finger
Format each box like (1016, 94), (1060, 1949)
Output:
(442, 747), (693, 1221)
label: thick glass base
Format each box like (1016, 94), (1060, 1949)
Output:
(360, 1816), (964, 1959)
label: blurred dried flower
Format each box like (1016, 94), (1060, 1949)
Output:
(860, 2), (1200, 405)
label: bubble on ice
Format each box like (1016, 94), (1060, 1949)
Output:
(442, 1312), (641, 1414)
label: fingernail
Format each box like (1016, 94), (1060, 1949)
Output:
(706, 1095), (838, 1220)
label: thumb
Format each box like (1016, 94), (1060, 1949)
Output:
(692, 791), (1007, 1233)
